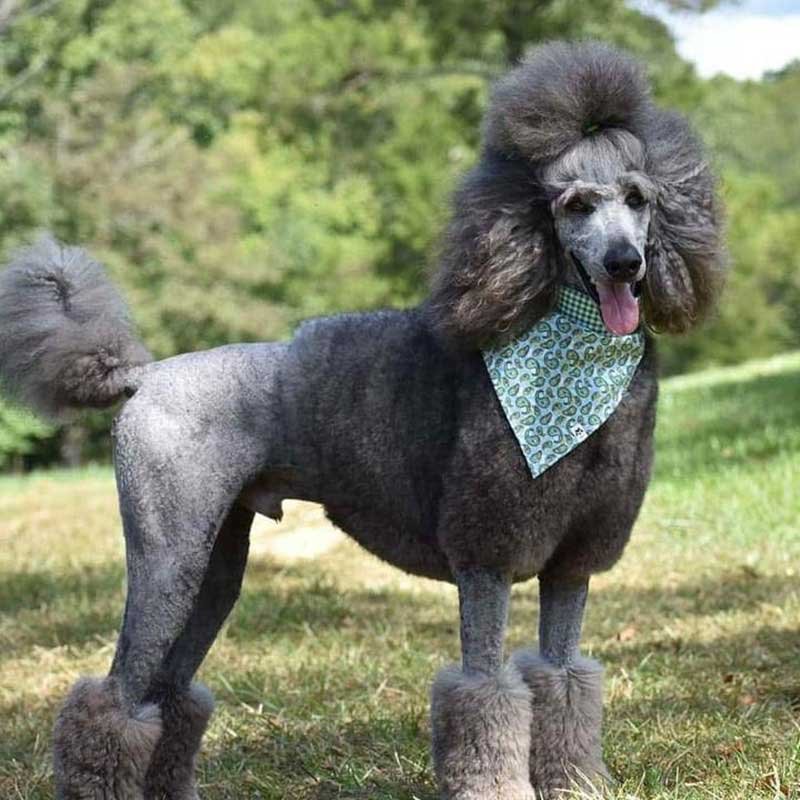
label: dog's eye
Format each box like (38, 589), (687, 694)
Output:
(625, 190), (646, 210)
(564, 196), (593, 214)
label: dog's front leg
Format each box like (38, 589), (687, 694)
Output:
(512, 575), (611, 799)
(431, 569), (535, 800)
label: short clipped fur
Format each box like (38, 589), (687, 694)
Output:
(0, 41), (725, 800)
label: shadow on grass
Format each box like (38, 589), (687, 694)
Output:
(201, 704), (436, 800)
(605, 623), (800, 695)
(3, 550), (796, 664)
(0, 557), (456, 664)
(216, 566), (798, 798)
(0, 562), (125, 662)
(588, 567), (799, 622)
(227, 558), (457, 646)
(601, 623), (800, 791)
(0, 562), (124, 615)
(2, 554), (797, 799)
(196, 625), (798, 799)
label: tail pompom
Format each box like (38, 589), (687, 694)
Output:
(0, 234), (151, 418)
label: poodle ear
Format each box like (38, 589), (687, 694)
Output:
(641, 111), (726, 334)
(428, 153), (559, 349)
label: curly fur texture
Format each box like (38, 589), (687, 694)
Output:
(429, 40), (724, 347)
(484, 41), (652, 163)
(0, 233), (151, 418)
(512, 651), (610, 799)
(431, 664), (536, 800)
(144, 683), (214, 800)
(53, 677), (162, 800)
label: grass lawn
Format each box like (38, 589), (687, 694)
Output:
(1, 352), (799, 799)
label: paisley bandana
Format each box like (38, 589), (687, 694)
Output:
(482, 286), (644, 479)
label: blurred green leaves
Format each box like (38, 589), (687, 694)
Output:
(0, 400), (54, 470)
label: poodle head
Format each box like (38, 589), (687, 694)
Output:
(429, 41), (725, 346)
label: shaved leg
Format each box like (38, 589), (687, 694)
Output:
(151, 504), (254, 692)
(53, 397), (263, 800)
(142, 505), (254, 800)
(513, 574), (610, 799)
(538, 575), (588, 666)
(431, 568), (535, 799)
(457, 568), (510, 675)
(54, 479), (238, 800)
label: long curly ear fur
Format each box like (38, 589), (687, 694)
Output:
(429, 41), (724, 347)
(641, 110), (724, 333)
(429, 153), (559, 348)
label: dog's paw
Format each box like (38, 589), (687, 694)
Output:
(53, 676), (162, 800)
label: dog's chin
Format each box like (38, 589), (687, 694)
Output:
(571, 255), (643, 336)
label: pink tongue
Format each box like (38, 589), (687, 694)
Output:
(596, 282), (640, 335)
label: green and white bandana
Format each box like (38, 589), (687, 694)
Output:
(482, 286), (644, 479)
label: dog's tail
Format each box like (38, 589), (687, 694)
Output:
(0, 234), (153, 418)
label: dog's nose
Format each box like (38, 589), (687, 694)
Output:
(603, 243), (642, 281)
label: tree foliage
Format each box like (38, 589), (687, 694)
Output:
(0, 400), (54, 469)
(0, 0), (797, 466)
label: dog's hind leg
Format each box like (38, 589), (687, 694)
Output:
(431, 569), (535, 800)
(511, 576), (611, 799)
(141, 503), (254, 800)
(53, 400), (262, 799)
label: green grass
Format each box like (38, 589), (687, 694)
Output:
(1, 353), (799, 799)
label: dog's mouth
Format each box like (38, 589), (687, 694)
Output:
(572, 254), (642, 336)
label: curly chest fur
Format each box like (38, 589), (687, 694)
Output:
(282, 312), (658, 585)
(435, 338), (657, 582)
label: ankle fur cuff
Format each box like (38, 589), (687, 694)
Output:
(512, 651), (611, 798)
(53, 677), (162, 800)
(144, 683), (215, 800)
(431, 663), (536, 800)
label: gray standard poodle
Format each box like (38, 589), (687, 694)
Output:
(0, 42), (724, 800)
